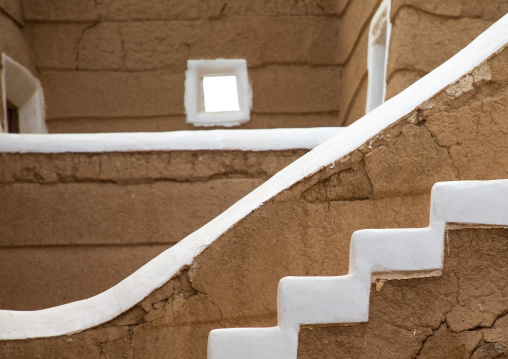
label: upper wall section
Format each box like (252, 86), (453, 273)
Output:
(20, 0), (380, 133)
(0, 0), (33, 73)
(386, 0), (508, 99)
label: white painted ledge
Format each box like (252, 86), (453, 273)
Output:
(0, 127), (342, 153)
(0, 12), (507, 342)
(208, 180), (508, 359)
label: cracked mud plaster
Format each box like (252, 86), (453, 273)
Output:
(385, 2), (506, 100)
(298, 46), (508, 202)
(297, 110), (461, 202)
(300, 156), (373, 202)
(0, 268), (222, 358)
(421, 50), (508, 180)
(0, 150), (306, 184)
(297, 227), (508, 359)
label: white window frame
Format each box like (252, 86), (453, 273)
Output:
(185, 59), (252, 127)
(365, 0), (392, 114)
(1, 54), (47, 133)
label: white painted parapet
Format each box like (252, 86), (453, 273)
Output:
(0, 127), (342, 153)
(208, 180), (508, 359)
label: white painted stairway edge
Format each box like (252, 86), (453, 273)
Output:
(0, 13), (507, 341)
(208, 179), (508, 359)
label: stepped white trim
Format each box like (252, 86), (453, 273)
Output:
(0, 12), (507, 341)
(208, 180), (508, 359)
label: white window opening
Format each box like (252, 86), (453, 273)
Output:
(185, 59), (251, 127)
(1, 54), (47, 133)
(366, 0), (391, 114)
(203, 76), (240, 113)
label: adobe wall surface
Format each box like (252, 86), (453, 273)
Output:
(3, 1), (506, 132)
(20, 0), (380, 133)
(386, 0), (508, 99)
(0, 0), (37, 131)
(2, 38), (507, 359)
(0, 0), (32, 72)
(0, 149), (305, 310)
(298, 226), (508, 358)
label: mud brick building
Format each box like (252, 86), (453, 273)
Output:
(1, 1), (508, 358)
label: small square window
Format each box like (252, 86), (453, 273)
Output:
(203, 76), (240, 113)
(185, 59), (251, 127)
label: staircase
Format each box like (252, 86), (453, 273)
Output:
(208, 179), (508, 359)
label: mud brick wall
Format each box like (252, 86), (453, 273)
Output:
(4, 0), (507, 133)
(386, 0), (508, 99)
(20, 0), (381, 133)
(0, 149), (306, 310)
(3, 37), (507, 359)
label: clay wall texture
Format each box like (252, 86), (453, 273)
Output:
(0, 149), (305, 310)
(0, 0), (505, 133)
(0, 0), (33, 72)
(386, 0), (508, 100)
(19, 0), (381, 133)
(2, 37), (507, 359)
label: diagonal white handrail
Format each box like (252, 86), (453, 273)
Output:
(208, 180), (508, 359)
(1, 12), (507, 341)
